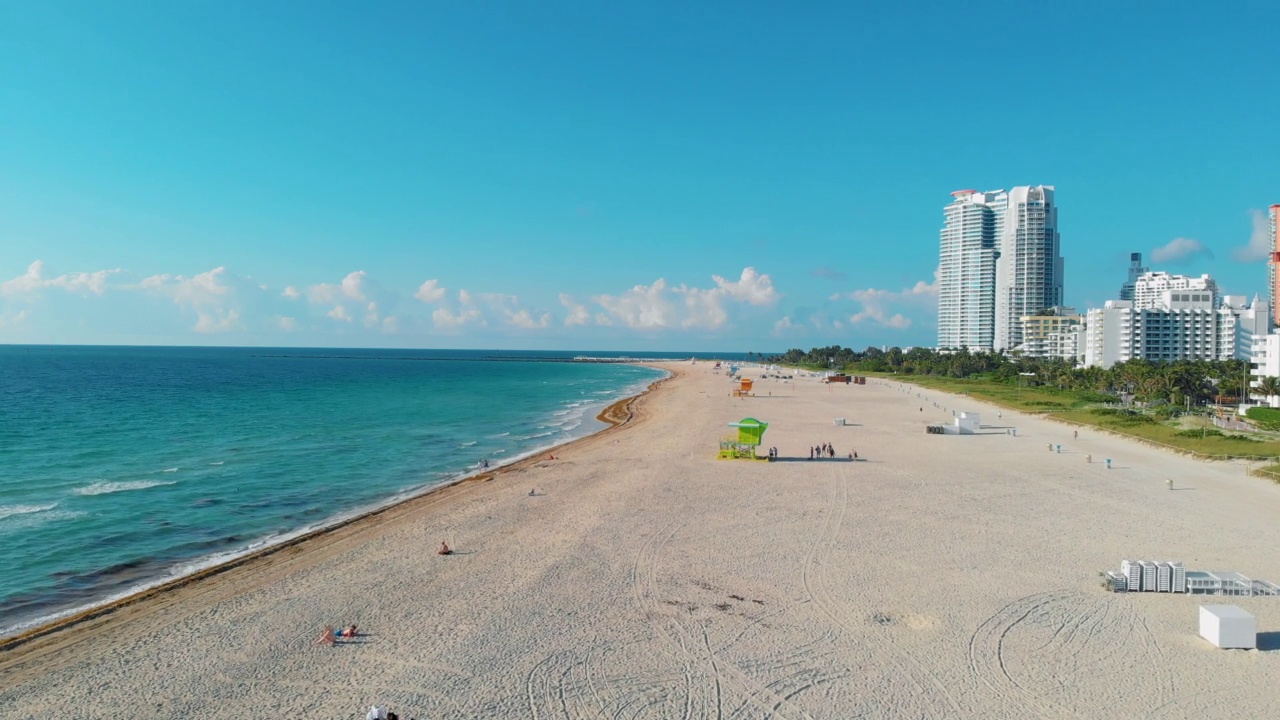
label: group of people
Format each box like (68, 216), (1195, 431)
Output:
(765, 446), (779, 458)
(810, 442), (848, 459)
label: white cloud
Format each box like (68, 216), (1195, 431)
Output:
(432, 307), (483, 329)
(835, 274), (937, 330)
(711, 267), (781, 306)
(308, 271), (367, 304)
(593, 279), (676, 330)
(139, 267), (246, 333)
(674, 285), (729, 330)
(363, 301), (379, 327)
(381, 316), (398, 333)
(328, 305), (352, 322)
(194, 309), (241, 334)
(506, 309), (551, 329)
(1232, 209), (1271, 263)
(772, 316), (796, 335)
(591, 268), (782, 331)
(0, 309), (30, 329)
(277, 316), (298, 331)
(1, 260), (122, 298)
(559, 294), (590, 326)
(0, 261), (44, 296)
(1151, 237), (1213, 265)
(282, 286), (301, 299)
(414, 279), (446, 303)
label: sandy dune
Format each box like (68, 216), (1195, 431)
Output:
(2, 363), (1279, 719)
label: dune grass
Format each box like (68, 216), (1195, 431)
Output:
(873, 372), (1280, 460)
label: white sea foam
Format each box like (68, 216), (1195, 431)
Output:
(523, 430), (556, 440)
(162, 467), (179, 473)
(0, 503), (57, 521)
(490, 431), (511, 437)
(74, 480), (177, 496)
(209, 461), (224, 466)
(0, 508), (87, 534)
(458, 441), (478, 447)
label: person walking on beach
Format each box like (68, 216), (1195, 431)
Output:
(1073, 430), (1078, 440)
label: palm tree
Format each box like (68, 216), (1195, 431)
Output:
(1256, 376), (1280, 406)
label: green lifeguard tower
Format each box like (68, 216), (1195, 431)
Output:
(718, 417), (768, 459)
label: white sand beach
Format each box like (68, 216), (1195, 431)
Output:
(2, 362), (1279, 719)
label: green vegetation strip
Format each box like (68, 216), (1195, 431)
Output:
(868, 372), (1280, 460)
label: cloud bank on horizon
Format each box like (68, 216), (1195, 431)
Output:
(2, 217), (1270, 351)
(0, 207), (1268, 350)
(3, 261), (909, 348)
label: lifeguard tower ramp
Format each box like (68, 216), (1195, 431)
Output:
(718, 417), (768, 459)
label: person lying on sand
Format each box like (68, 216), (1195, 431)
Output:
(315, 625), (336, 646)
(338, 624), (358, 638)
(438, 541), (453, 555)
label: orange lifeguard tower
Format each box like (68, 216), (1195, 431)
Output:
(733, 378), (754, 397)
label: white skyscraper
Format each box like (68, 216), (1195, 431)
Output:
(994, 186), (1063, 352)
(936, 189), (1004, 350)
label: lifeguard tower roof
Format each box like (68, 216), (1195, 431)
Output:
(727, 418), (768, 446)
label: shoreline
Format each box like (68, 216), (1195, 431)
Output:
(0, 366), (674, 656)
(3, 361), (1279, 717)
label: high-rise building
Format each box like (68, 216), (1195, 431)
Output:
(1130, 271), (1217, 310)
(994, 186), (1063, 351)
(936, 189), (1004, 350)
(1269, 205), (1280, 329)
(1083, 277), (1268, 368)
(1119, 252), (1148, 301)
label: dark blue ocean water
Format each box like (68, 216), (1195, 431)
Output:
(0, 347), (734, 635)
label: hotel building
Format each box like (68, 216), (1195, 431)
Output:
(936, 189), (1004, 350)
(937, 185), (1062, 352)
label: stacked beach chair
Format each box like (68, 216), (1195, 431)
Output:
(1114, 560), (1187, 593)
(1141, 561), (1158, 592)
(1121, 560), (1143, 592)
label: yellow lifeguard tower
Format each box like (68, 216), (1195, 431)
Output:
(718, 417), (768, 459)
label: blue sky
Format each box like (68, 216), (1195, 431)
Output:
(2, 2), (1277, 351)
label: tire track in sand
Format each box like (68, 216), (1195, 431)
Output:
(631, 519), (818, 720)
(966, 591), (1121, 719)
(799, 464), (963, 719)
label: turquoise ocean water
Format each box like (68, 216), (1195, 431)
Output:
(0, 347), (694, 636)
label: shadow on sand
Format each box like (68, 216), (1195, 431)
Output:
(768, 457), (859, 463)
(1256, 631), (1280, 651)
